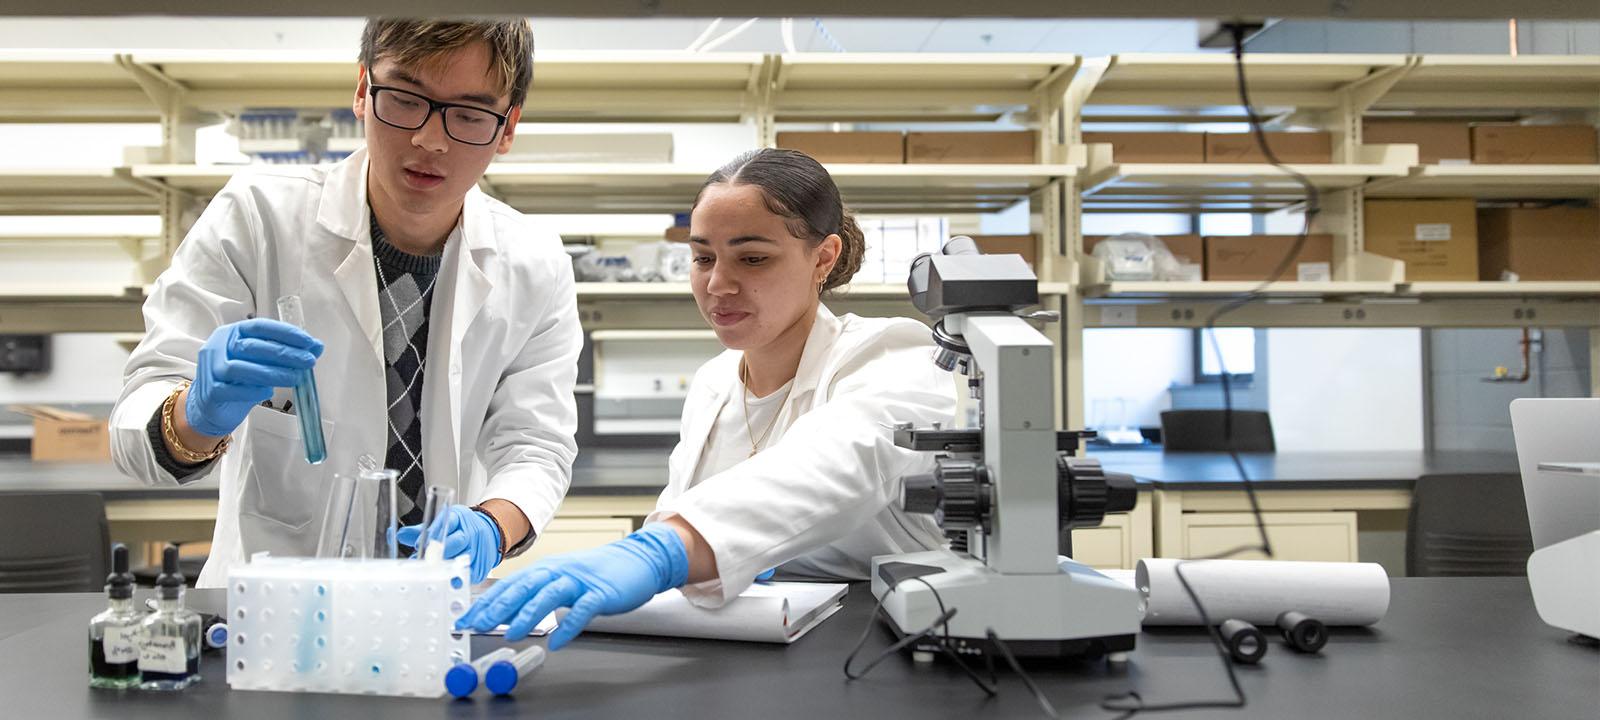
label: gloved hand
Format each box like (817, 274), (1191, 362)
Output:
(456, 523), (689, 649)
(756, 567), (776, 582)
(396, 505), (504, 585)
(186, 318), (323, 437)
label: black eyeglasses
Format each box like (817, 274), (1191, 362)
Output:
(367, 81), (509, 146)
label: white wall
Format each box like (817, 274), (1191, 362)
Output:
(0, 334), (131, 404)
(1266, 328), (1425, 452)
(1083, 328), (1193, 429)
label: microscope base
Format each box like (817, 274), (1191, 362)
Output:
(870, 549), (1142, 660)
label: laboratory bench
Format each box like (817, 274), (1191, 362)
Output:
(0, 577), (1593, 719)
(0, 450), (671, 573)
(1, 448), (1524, 574)
(1086, 449), (1520, 573)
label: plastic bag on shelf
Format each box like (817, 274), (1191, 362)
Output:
(1091, 232), (1198, 281)
(1092, 232), (1168, 281)
(625, 241), (693, 282)
(573, 252), (638, 282)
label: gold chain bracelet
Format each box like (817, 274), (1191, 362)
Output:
(161, 383), (230, 465)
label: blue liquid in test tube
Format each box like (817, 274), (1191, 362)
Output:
(276, 295), (327, 465)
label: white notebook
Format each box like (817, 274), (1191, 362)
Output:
(583, 581), (848, 644)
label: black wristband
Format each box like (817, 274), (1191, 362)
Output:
(470, 506), (507, 560)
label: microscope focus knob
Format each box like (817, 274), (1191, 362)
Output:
(1058, 457), (1138, 529)
(903, 473), (942, 514)
(936, 460), (991, 532)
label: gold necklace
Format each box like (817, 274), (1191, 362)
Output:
(740, 357), (793, 458)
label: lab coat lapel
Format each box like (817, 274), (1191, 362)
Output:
(783, 304), (842, 418)
(421, 188), (494, 489)
(318, 149), (384, 369)
(679, 305), (840, 482)
(674, 356), (738, 487)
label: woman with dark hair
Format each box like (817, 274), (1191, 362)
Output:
(460, 148), (957, 648)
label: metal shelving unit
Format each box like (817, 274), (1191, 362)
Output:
(3, 51), (1597, 414)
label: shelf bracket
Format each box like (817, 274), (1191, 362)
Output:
(752, 54), (779, 147)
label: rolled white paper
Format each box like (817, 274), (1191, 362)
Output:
(1135, 558), (1391, 626)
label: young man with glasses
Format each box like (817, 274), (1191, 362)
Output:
(111, 19), (580, 588)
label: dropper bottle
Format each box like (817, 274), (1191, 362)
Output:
(88, 543), (145, 688)
(137, 545), (202, 690)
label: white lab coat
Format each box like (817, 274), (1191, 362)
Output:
(110, 148), (582, 588)
(648, 305), (955, 607)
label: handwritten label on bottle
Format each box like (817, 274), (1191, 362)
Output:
(139, 636), (187, 675)
(103, 626), (138, 664)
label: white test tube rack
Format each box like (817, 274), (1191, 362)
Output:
(225, 553), (472, 697)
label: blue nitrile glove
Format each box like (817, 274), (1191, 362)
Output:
(456, 522), (689, 649)
(756, 567), (776, 582)
(396, 505), (503, 585)
(186, 318), (323, 437)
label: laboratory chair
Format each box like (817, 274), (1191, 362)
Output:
(1159, 410), (1276, 452)
(1407, 473), (1535, 577)
(0, 492), (110, 593)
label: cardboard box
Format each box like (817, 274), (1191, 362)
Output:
(1363, 199), (1480, 281)
(1362, 120), (1473, 164)
(1204, 235), (1335, 281)
(1085, 234), (1204, 266)
(1471, 125), (1599, 165)
(1082, 132), (1205, 163)
(776, 131), (904, 164)
(970, 234), (1040, 270)
(1205, 132), (1334, 164)
(664, 225), (689, 243)
(500, 132), (674, 163)
(10, 405), (110, 462)
(905, 131), (1037, 164)
(1478, 207), (1600, 281)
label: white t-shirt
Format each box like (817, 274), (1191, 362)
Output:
(690, 378), (795, 490)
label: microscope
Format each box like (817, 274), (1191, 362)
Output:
(871, 237), (1143, 661)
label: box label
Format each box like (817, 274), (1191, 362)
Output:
(1414, 224), (1453, 242)
(1297, 262), (1332, 282)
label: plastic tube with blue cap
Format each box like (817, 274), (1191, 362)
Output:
(443, 647), (515, 699)
(483, 645), (547, 696)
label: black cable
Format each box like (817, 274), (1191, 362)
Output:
(986, 629), (1060, 719)
(843, 575), (998, 696)
(1098, 23), (1302, 720)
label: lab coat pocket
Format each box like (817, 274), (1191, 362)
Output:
(237, 404), (337, 558)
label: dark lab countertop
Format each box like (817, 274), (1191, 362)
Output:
(0, 578), (1593, 718)
(1087, 449), (1520, 491)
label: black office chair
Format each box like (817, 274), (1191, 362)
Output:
(1407, 473), (1535, 577)
(0, 492), (110, 593)
(1160, 410), (1276, 452)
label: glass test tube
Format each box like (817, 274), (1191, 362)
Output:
(275, 295), (327, 465)
(484, 646), (547, 696)
(416, 485), (457, 562)
(315, 462), (399, 560)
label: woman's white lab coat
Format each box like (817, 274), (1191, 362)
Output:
(110, 148), (582, 588)
(648, 305), (956, 606)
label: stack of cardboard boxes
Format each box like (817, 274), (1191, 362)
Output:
(1081, 131), (1336, 164)
(775, 131), (1038, 164)
(1365, 199), (1600, 281)
(1361, 120), (1599, 166)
